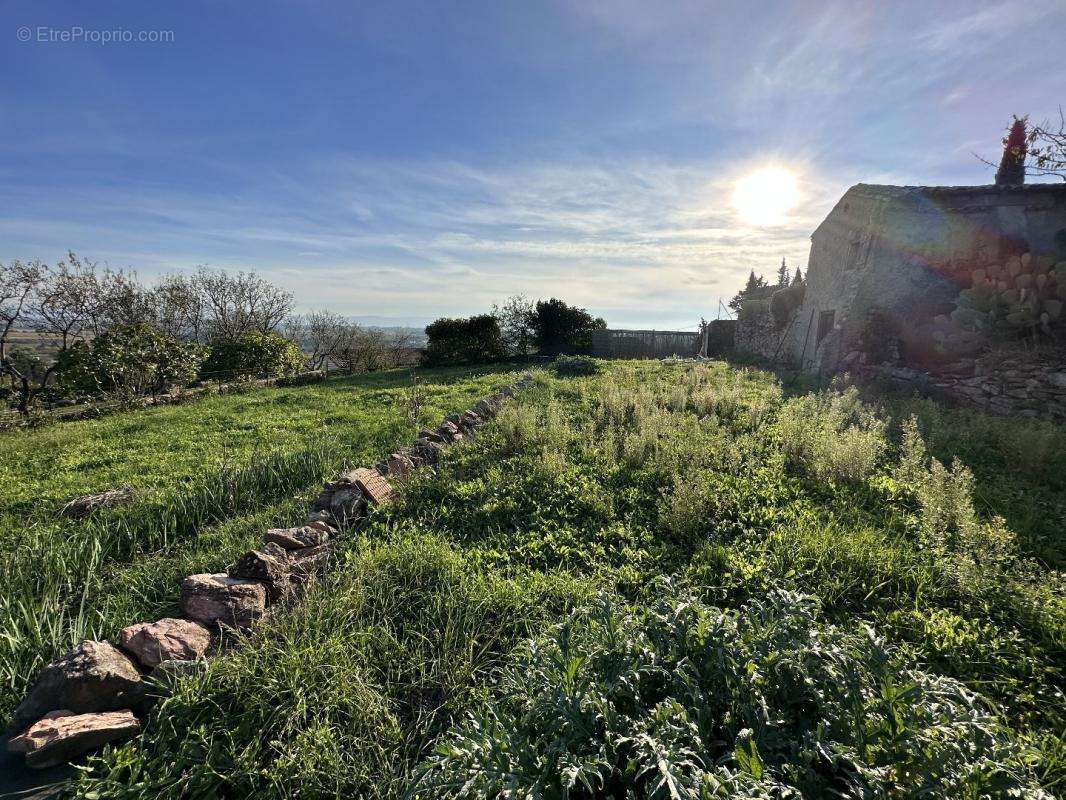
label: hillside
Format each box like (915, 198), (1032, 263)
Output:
(20, 359), (1061, 798)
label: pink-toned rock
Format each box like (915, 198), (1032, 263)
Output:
(8, 709), (139, 768)
(347, 467), (396, 506)
(12, 641), (144, 729)
(117, 618), (211, 668)
(387, 453), (416, 479)
(265, 525), (329, 550)
(179, 573), (266, 628)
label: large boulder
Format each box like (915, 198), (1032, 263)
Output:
(179, 573), (266, 628)
(8, 709), (139, 769)
(117, 618), (211, 668)
(228, 549), (292, 604)
(12, 641), (144, 729)
(265, 525), (329, 550)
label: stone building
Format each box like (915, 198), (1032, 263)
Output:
(782, 182), (1066, 371)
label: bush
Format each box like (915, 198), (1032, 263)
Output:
(56, 322), (204, 401)
(552, 355), (602, 376)
(422, 315), (506, 367)
(778, 387), (886, 483)
(200, 331), (303, 381)
(769, 282), (805, 328)
(415, 586), (1039, 798)
(531, 298), (606, 356)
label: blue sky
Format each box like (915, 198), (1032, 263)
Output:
(3, 1), (1065, 328)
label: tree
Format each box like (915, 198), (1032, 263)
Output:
(1, 254), (99, 413)
(0, 259), (45, 367)
(200, 331), (304, 380)
(285, 311), (353, 371)
(792, 268), (804, 286)
(728, 270), (771, 313)
(57, 322), (204, 403)
(492, 295), (536, 357)
(423, 315), (506, 366)
(530, 298), (606, 356)
(149, 273), (206, 341)
(189, 267), (294, 342)
(776, 258), (790, 287)
(995, 118), (1027, 186)
(979, 112), (1066, 182)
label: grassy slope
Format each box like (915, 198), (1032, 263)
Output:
(0, 364), (524, 727)
(45, 361), (1066, 796)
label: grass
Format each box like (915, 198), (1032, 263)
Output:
(11, 359), (1064, 797)
(0, 364), (526, 727)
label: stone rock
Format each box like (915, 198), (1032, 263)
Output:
(265, 525), (329, 550)
(461, 411), (483, 429)
(288, 544), (332, 582)
(374, 461), (390, 476)
(179, 573), (266, 628)
(411, 439), (443, 465)
(387, 452), (416, 478)
(8, 709), (139, 769)
(261, 540), (290, 561)
(1050, 372), (1066, 389)
(118, 618), (211, 668)
(12, 641), (144, 729)
(347, 467), (396, 505)
(305, 519), (336, 535)
(473, 399), (495, 418)
(305, 509), (336, 529)
(228, 549), (292, 604)
(438, 421), (463, 442)
(418, 428), (444, 443)
(328, 483), (368, 523)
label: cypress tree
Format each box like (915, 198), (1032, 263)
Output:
(995, 118), (1027, 185)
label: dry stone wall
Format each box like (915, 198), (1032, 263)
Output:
(3, 372), (537, 770)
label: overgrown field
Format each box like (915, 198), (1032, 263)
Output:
(34, 361), (1066, 797)
(0, 365), (524, 728)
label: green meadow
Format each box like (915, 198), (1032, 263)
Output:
(0, 365), (523, 728)
(7, 360), (1064, 798)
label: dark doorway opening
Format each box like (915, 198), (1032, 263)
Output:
(816, 310), (835, 346)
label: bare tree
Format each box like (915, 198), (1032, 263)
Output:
(150, 273), (206, 341)
(492, 294), (535, 357)
(2, 254), (100, 413)
(193, 267), (294, 342)
(1, 259), (46, 366)
(285, 310), (354, 371)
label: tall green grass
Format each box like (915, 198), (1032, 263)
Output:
(0, 364), (524, 726)
(58, 361), (1066, 796)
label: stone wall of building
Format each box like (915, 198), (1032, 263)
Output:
(843, 346), (1066, 420)
(735, 312), (791, 362)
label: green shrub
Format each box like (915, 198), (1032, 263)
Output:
(423, 315), (506, 367)
(415, 585), (1040, 798)
(200, 331), (303, 380)
(552, 355), (602, 376)
(778, 387), (886, 483)
(56, 322), (204, 401)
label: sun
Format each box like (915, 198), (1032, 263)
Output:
(732, 167), (800, 227)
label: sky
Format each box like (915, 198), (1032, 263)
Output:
(2, 1), (1065, 329)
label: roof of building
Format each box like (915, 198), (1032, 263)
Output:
(812, 181), (1066, 238)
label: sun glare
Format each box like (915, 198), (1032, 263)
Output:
(732, 167), (800, 227)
